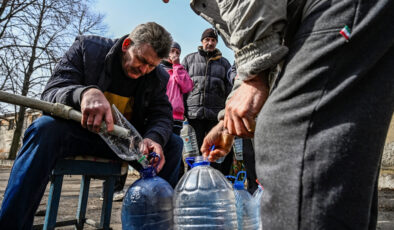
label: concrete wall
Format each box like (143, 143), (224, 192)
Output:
(382, 114), (394, 168)
(0, 125), (13, 158)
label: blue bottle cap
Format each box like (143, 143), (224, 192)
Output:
(185, 156), (210, 168)
(139, 152), (160, 177)
(234, 181), (245, 190)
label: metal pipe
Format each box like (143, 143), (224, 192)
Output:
(0, 90), (130, 138)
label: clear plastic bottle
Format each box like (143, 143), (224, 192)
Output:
(173, 156), (237, 229)
(233, 137), (244, 161)
(121, 153), (174, 230)
(252, 182), (264, 230)
(180, 120), (199, 158)
(234, 171), (260, 230)
(216, 155), (226, 164)
(99, 105), (149, 170)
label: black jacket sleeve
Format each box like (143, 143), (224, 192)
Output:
(41, 36), (98, 110)
(142, 66), (173, 147)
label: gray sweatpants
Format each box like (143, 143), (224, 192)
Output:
(255, 0), (394, 229)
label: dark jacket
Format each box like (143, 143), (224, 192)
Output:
(41, 35), (173, 147)
(182, 47), (231, 120)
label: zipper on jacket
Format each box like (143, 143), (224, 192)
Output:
(203, 57), (211, 118)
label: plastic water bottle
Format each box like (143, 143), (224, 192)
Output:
(233, 137), (243, 161)
(216, 155), (226, 164)
(173, 156), (237, 229)
(180, 120), (199, 158)
(234, 171), (260, 230)
(121, 153), (174, 230)
(180, 120), (198, 157)
(252, 181), (264, 230)
(100, 105), (149, 170)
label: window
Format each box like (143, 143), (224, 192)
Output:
(32, 114), (39, 122)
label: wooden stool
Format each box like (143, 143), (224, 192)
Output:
(36, 156), (128, 230)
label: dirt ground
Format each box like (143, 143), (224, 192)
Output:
(0, 165), (393, 229)
(0, 166), (138, 230)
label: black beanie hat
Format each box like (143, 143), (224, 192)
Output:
(171, 42), (181, 52)
(201, 28), (218, 41)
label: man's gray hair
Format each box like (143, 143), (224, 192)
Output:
(129, 22), (173, 59)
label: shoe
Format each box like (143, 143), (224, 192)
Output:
(112, 189), (126, 201)
(100, 189), (126, 201)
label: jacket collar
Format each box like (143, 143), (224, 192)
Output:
(160, 59), (172, 68)
(104, 35), (128, 76)
(198, 46), (222, 61)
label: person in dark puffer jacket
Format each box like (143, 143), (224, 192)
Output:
(182, 28), (232, 175)
(0, 22), (183, 229)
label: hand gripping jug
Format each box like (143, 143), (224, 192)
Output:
(173, 156), (237, 229)
(121, 153), (174, 230)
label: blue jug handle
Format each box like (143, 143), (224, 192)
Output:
(185, 157), (195, 168)
(148, 152), (161, 173)
(236, 171), (247, 184)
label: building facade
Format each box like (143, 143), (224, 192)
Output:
(0, 110), (41, 158)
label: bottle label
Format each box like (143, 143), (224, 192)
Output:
(181, 136), (194, 153)
(233, 138), (243, 160)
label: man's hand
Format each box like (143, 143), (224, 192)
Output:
(80, 88), (114, 133)
(169, 54), (180, 65)
(201, 120), (235, 162)
(224, 72), (270, 137)
(141, 138), (165, 173)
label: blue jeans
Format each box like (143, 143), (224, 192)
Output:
(255, 0), (394, 229)
(0, 115), (182, 229)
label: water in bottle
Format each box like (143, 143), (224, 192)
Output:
(216, 155), (226, 164)
(121, 153), (174, 230)
(180, 120), (199, 158)
(233, 137), (243, 161)
(252, 181), (264, 229)
(234, 171), (260, 230)
(173, 156), (237, 229)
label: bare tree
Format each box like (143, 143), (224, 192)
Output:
(0, 0), (107, 159)
(0, 0), (36, 115)
(0, 0), (37, 40)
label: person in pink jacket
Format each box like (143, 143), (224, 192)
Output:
(161, 42), (193, 135)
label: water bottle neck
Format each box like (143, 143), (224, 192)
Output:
(140, 166), (156, 178)
(234, 181), (245, 190)
(192, 156), (210, 167)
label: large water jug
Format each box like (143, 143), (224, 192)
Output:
(173, 156), (237, 229)
(234, 171), (260, 230)
(121, 153), (174, 230)
(180, 120), (199, 158)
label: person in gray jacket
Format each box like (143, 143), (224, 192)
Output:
(182, 28), (232, 174)
(192, 0), (394, 229)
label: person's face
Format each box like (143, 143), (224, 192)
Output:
(202, 37), (217, 52)
(121, 38), (161, 79)
(168, 47), (180, 61)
